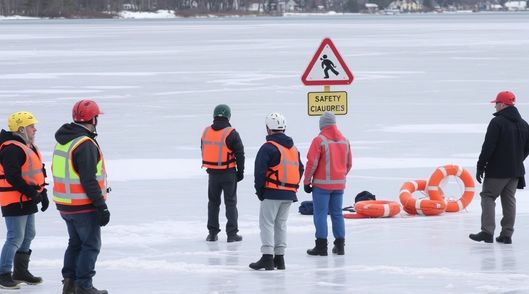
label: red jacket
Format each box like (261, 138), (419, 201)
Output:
(304, 125), (352, 190)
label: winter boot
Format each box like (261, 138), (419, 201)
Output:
(249, 254), (274, 270)
(332, 238), (345, 255)
(0, 272), (20, 289)
(12, 250), (42, 284)
(206, 232), (218, 242)
(227, 234), (242, 243)
(273, 255), (285, 270)
(75, 285), (109, 294)
(496, 235), (512, 244)
(62, 278), (75, 294)
(469, 231), (493, 243)
(307, 238), (328, 256)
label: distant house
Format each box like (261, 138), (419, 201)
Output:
(278, 0), (299, 11)
(247, 0), (298, 12)
(504, 0), (527, 10)
(365, 2), (379, 12)
(122, 3), (139, 10)
(387, 0), (423, 11)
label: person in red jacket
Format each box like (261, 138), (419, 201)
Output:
(304, 112), (352, 256)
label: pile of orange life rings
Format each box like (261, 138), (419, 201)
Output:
(399, 164), (475, 216)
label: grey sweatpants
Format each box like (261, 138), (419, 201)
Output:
(259, 199), (292, 255)
(480, 177), (518, 237)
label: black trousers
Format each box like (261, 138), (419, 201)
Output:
(207, 172), (238, 236)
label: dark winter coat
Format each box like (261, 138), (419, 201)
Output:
(0, 129), (42, 217)
(204, 117), (245, 177)
(254, 132), (304, 202)
(478, 106), (529, 188)
(54, 123), (106, 213)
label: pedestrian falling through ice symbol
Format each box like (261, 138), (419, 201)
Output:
(320, 54), (339, 79)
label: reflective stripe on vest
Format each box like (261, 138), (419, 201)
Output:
(0, 140), (45, 207)
(201, 127), (236, 169)
(52, 136), (107, 206)
(265, 141), (300, 192)
(312, 135), (349, 185)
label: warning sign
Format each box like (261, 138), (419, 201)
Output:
(307, 91), (348, 116)
(301, 38), (354, 86)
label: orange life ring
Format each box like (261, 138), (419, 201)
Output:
(427, 164), (475, 212)
(399, 180), (446, 216)
(354, 200), (401, 218)
(343, 212), (368, 219)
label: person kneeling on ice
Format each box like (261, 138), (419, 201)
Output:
(304, 112), (351, 256)
(250, 113), (303, 270)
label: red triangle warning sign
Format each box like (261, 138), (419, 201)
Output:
(301, 38), (354, 86)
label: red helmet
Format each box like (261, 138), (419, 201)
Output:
(72, 99), (103, 122)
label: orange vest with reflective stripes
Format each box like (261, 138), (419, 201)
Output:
(0, 140), (45, 207)
(201, 127), (236, 169)
(265, 141), (300, 192)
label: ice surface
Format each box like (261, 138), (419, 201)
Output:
(1, 13), (529, 293)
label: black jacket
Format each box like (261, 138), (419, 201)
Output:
(54, 123), (106, 212)
(478, 106), (529, 187)
(0, 129), (42, 216)
(203, 117), (245, 176)
(254, 132), (304, 202)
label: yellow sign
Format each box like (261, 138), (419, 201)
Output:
(307, 91), (347, 116)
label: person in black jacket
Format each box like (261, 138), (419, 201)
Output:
(249, 112), (303, 270)
(0, 111), (47, 289)
(201, 104), (245, 242)
(470, 91), (529, 244)
(53, 100), (110, 294)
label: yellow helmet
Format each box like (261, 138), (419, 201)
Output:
(8, 111), (38, 132)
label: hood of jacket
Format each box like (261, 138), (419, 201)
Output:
(211, 117), (232, 131)
(55, 123), (97, 145)
(0, 129), (26, 146)
(319, 125), (346, 141)
(265, 132), (294, 149)
(494, 106), (523, 123)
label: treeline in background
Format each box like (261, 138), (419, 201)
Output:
(0, 0), (522, 17)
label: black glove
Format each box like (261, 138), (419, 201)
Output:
(96, 204), (110, 227)
(236, 171), (244, 182)
(256, 189), (264, 201)
(40, 188), (49, 212)
(31, 190), (42, 204)
(476, 166), (485, 184)
(304, 184), (313, 194)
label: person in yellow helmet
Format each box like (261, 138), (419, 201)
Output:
(0, 111), (48, 289)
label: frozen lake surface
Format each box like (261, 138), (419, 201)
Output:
(1, 13), (529, 293)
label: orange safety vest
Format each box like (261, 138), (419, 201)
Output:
(265, 141), (300, 192)
(201, 127), (236, 169)
(0, 140), (45, 207)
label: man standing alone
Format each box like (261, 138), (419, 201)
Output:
(470, 91), (529, 244)
(201, 104), (244, 242)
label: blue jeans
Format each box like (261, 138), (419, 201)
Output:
(312, 187), (345, 239)
(0, 214), (36, 274)
(61, 212), (101, 289)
